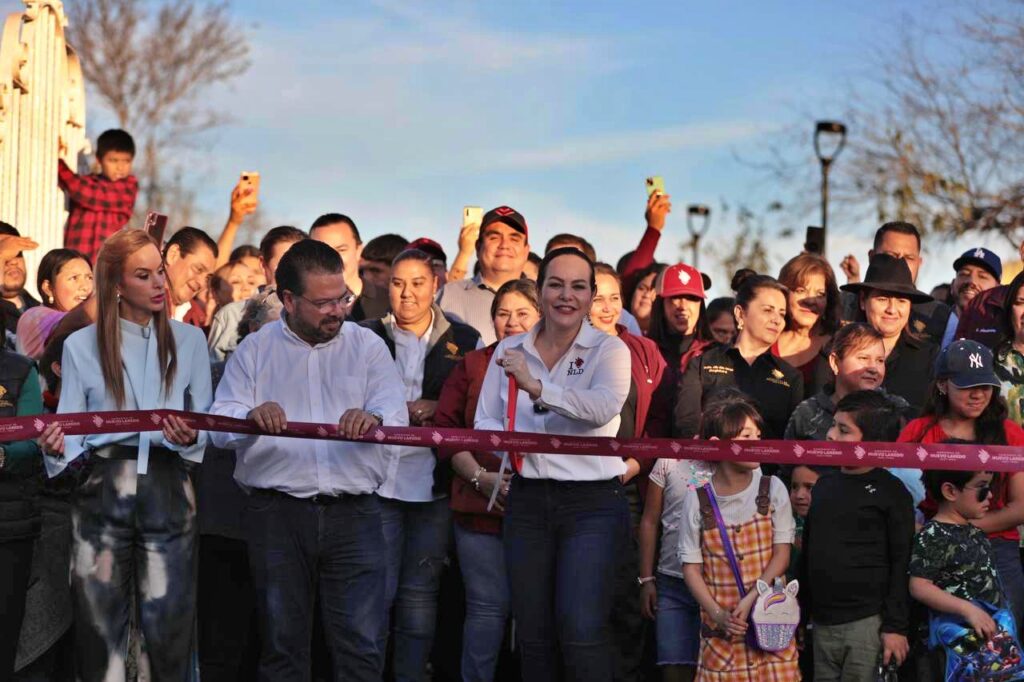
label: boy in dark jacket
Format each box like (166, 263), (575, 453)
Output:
(800, 390), (915, 681)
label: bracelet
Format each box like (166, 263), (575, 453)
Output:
(470, 466), (486, 492)
(637, 576), (655, 586)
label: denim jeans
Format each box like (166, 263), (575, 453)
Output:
(504, 477), (630, 682)
(246, 490), (386, 682)
(380, 497), (452, 682)
(992, 538), (1024, 631)
(453, 524), (510, 682)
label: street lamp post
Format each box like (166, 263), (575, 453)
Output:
(813, 120), (847, 255)
(686, 204), (711, 269)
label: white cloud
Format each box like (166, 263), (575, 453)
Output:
(475, 120), (767, 171)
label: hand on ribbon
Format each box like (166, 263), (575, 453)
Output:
(162, 414), (197, 446)
(37, 421), (65, 457)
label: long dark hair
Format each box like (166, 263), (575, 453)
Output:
(648, 295), (713, 347)
(997, 271), (1024, 354)
(920, 382), (1009, 445)
(624, 261), (664, 316)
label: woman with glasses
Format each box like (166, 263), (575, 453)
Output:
(360, 248), (481, 681)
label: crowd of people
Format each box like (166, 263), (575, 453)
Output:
(4, 128), (1024, 682)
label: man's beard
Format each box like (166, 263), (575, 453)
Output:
(290, 313), (342, 344)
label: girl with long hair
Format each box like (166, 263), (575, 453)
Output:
(898, 339), (1024, 629)
(37, 229), (212, 681)
(646, 263), (715, 374)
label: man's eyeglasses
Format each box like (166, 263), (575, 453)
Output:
(291, 291), (356, 313)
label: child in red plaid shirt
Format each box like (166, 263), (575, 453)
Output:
(58, 129), (138, 264)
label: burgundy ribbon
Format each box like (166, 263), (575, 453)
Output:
(11, 409), (1024, 472)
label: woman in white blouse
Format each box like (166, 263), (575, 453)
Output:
(37, 229), (212, 682)
(475, 247), (631, 682)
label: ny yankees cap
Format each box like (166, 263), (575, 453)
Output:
(936, 339), (1000, 389)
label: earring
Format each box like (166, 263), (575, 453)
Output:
(736, 321), (744, 331)
(47, 295), (53, 305)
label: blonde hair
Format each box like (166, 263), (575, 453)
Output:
(94, 229), (178, 407)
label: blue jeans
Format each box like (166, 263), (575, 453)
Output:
(504, 477), (630, 682)
(246, 490), (386, 682)
(380, 497), (452, 682)
(654, 572), (700, 666)
(992, 538), (1024, 631)
(454, 524), (510, 682)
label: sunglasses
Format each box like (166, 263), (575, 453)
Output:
(965, 483), (992, 503)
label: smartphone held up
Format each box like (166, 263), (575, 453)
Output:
(238, 171), (260, 211)
(645, 175), (665, 197)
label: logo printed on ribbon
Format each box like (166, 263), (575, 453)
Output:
(489, 434), (501, 447)
(149, 413), (162, 425)
(979, 449), (991, 464)
(316, 426), (328, 437)
(917, 446), (928, 462)
(551, 437), (562, 449)
(431, 431), (443, 445)
(92, 415), (104, 428)
(33, 418), (45, 432)
(855, 445), (866, 460)
(374, 430), (386, 442)
(792, 443), (805, 458)
(731, 443), (743, 456)
(609, 440), (621, 452)
(669, 441), (682, 454)
(969, 353), (983, 369)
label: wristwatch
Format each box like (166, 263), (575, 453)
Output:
(637, 576), (655, 586)
(368, 412), (383, 425)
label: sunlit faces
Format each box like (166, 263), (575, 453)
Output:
(631, 272), (657, 323)
(311, 222), (362, 281)
(789, 465), (820, 519)
(663, 295), (701, 336)
(98, 150), (133, 182)
(540, 253), (594, 330)
(943, 471), (994, 520)
(861, 291), (912, 339)
(830, 338), (887, 394)
(212, 262), (254, 307)
(708, 309), (737, 345)
(942, 382), (994, 421)
(788, 272), (826, 330)
(872, 231), (922, 283)
(239, 255), (265, 289)
(493, 292), (541, 342)
(826, 410), (863, 442)
(736, 288), (786, 347)
(590, 272), (623, 333)
(165, 243), (216, 306)
(359, 260), (391, 290)
(1, 253), (25, 298)
(478, 222), (528, 277)
(117, 243), (167, 316)
(389, 258), (438, 328)
(952, 264), (998, 312)
(282, 271), (349, 345)
(45, 257), (93, 311)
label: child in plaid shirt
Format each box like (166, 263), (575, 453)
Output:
(58, 129), (138, 264)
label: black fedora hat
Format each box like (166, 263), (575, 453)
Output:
(840, 253), (932, 303)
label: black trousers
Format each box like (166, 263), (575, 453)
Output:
(0, 538), (35, 678)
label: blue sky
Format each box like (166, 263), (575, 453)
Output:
(3, 0), (1003, 293)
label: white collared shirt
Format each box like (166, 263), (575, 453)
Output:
(474, 320), (631, 481)
(377, 312), (438, 502)
(210, 319), (409, 498)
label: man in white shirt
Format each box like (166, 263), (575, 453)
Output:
(210, 239), (408, 681)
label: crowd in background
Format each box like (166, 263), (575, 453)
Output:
(5, 128), (1024, 682)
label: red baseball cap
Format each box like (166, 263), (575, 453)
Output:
(657, 263), (707, 299)
(408, 237), (447, 263)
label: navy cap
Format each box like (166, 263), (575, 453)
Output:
(953, 247), (1002, 282)
(936, 339), (1000, 389)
